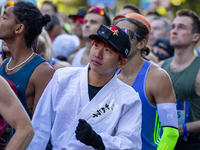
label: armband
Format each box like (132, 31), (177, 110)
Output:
(157, 127), (179, 150)
(157, 103), (178, 128)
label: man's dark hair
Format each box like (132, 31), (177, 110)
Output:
(176, 9), (200, 34)
(13, 1), (51, 52)
(123, 4), (142, 14)
(115, 17), (150, 58)
(152, 16), (171, 33)
(45, 13), (62, 32)
(87, 8), (111, 26)
(146, 11), (161, 18)
(42, 1), (57, 13)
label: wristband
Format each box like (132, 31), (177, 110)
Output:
(182, 123), (189, 141)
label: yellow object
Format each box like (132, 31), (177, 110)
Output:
(156, 6), (167, 15)
(157, 127), (179, 150)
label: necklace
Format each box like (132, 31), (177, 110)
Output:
(6, 52), (34, 73)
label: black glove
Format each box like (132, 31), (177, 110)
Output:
(75, 119), (105, 149)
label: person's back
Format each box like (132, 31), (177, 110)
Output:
(160, 9), (200, 150)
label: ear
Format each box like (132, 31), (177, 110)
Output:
(116, 59), (127, 69)
(137, 39), (147, 50)
(192, 33), (200, 43)
(15, 24), (25, 34)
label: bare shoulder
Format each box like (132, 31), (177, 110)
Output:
(158, 60), (165, 67)
(53, 61), (71, 70)
(148, 63), (170, 82)
(30, 61), (55, 84)
(146, 63), (175, 104)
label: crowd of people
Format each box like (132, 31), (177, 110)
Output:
(0, 0), (199, 149)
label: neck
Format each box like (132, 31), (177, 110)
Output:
(173, 46), (196, 65)
(120, 52), (145, 77)
(5, 39), (34, 64)
(78, 37), (85, 50)
(88, 68), (115, 87)
(84, 40), (92, 55)
(3, 51), (11, 58)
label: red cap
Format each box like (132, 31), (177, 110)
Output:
(113, 13), (151, 33)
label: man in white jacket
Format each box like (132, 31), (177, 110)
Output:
(27, 25), (142, 150)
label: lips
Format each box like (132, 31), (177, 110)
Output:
(92, 59), (102, 66)
(171, 36), (177, 40)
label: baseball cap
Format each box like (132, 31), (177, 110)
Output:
(153, 38), (174, 56)
(52, 34), (80, 59)
(89, 24), (131, 57)
(113, 13), (151, 33)
(87, 6), (111, 26)
(69, 8), (87, 18)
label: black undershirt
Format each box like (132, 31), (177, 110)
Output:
(88, 84), (103, 101)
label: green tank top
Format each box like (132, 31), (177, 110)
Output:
(162, 57), (200, 139)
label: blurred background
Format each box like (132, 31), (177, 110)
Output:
(16, 0), (200, 19)
(0, 0), (200, 21)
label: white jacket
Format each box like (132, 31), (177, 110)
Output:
(27, 64), (142, 150)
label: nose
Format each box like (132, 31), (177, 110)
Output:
(94, 47), (103, 59)
(84, 21), (90, 27)
(171, 26), (177, 34)
(75, 20), (81, 25)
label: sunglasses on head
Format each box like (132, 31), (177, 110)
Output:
(1, 1), (15, 15)
(152, 48), (168, 60)
(73, 16), (84, 23)
(87, 7), (104, 16)
(5, 1), (15, 7)
(121, 28), (142, 41)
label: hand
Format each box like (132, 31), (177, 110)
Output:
(75, 119), (105, 149)
(75, 119), (95, 145)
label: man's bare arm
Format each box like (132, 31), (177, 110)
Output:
(30, 62), (55, 116)
(0, 76), (34, 150)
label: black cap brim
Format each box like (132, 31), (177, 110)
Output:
(89, 34), (123, 53)
(89, 34), (99, 40)
(68, 15), (83, 18)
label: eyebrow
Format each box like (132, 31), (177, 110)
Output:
(172, 23), (187, 27)
(3, 11), (9, 17)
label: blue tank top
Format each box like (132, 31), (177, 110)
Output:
(117, 61), (162, 150)
(0, 54), (46, 118)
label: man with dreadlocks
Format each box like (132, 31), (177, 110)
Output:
(0, 1), (55, 147)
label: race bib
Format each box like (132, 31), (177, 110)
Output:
(177, 100), (190, 124)
(90, 98), (118, 122)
